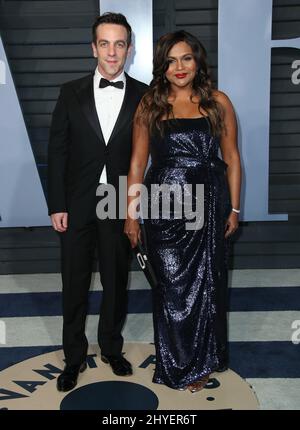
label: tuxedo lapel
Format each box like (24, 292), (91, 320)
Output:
(107, 73), (136, 146)
(75, 74), (106, 145)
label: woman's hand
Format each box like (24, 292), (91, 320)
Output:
(124, 218), (141, 248)
(225, 211), (239, 238)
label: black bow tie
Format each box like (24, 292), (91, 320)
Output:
(99, 78), (124, 89)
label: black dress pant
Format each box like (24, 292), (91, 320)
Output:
(59, 215), (131, 366)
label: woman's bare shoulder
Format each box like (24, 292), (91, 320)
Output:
(212, 89), (233, 106)
(212, 90), (236, 118)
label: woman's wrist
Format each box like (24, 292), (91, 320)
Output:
(126, 215), (139, 222)
(231, 207), (240, 214)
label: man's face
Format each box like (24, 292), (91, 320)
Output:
(92, 23), (131, 80)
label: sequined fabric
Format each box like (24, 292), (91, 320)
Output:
(143, 117), (232, 389)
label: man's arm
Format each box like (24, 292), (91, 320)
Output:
(47, 86), (70, 232)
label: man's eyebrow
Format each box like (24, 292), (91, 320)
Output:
(97, 39), (127, 43)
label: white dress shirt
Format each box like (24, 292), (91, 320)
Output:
(93, 67), (126, 183)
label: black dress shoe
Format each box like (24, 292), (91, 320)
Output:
(57, 362), (87, 392)
(101, 354), (133, 376)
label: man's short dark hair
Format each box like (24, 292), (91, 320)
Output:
(92, 12), (132, 46)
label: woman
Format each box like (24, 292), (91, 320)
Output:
(124, 30), (241, 392)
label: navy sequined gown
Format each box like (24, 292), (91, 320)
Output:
(143, 117), (231, 389)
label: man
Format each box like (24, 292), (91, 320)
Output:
(47, 13), (148, 392)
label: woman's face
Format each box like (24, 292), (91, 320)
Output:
(165, 41), (197, 88)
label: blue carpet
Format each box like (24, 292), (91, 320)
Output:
(0, 287), (300, 317)
(0, 342), (299, 378)
(0, 346), (62, 372)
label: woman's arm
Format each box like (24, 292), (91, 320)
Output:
(214, 90), (242, 238)
(124, 104), (150, 247)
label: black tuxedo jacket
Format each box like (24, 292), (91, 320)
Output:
(47, 72), (148, 226)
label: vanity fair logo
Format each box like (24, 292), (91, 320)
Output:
(0, 344), (259, 410)
(218, 0), (300, 221)
(0, 60), (5, 84)
(1, 0), (299, 226)
(0, 35), (49, 228)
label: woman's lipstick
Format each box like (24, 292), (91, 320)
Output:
(175, 73), (187, 79)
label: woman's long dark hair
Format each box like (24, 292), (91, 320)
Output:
(138, 30), (224, 136)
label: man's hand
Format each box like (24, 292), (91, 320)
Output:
(51, 212), (68, 233)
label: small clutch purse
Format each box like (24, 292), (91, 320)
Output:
(133, 224), (158, 288)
